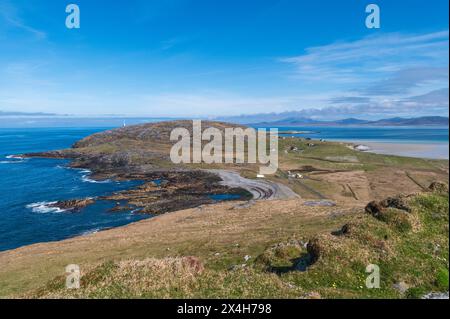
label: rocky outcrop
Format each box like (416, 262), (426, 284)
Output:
(365, 200), (385, 217)
(102, 170), (252, 215)
(365, 195), (414, 232)
(365, 195), (412, 217)
(306, 236), (324, 264)
(49, 199), (95, 211)
(379, 196), (412, 213)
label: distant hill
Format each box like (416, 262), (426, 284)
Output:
(249, 116), (449, 127)
(367, 116), (449, 126)
(0, 110), (58, 116)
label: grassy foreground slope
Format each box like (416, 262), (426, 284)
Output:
(1, 188), (447, 298)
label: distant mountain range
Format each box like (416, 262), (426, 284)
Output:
(220, 115), (449, 127)
(0, 111), (58, 116)
(1, 109), (448, 127)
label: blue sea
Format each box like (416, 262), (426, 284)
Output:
(260, 125), (449, 159)
(269, 125), (449, 143)
(0, 128), (151, 252)
(0, 126), (448, 251)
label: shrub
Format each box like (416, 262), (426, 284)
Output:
(435, 267), (449, 291)
(378, 208), (412, 232)
(405, 287), (428, 299)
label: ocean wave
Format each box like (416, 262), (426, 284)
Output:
(79, 169), (111, 183)
(81, 174), (111, 184)
(0, 155), (27, 164)
(0, 160), (25, 164)
(6, 155), (24, 159)
(0, 160), (22, 164)
(26, 201), (67, 214)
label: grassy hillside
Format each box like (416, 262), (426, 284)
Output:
(22, 189), (448, 299)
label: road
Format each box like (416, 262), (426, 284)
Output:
(209, 169), (300, 200)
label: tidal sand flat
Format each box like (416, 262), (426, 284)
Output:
(273, 126), (448, 158)
(352, 141), (449, 159)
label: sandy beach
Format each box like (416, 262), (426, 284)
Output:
(348, 141), (449, 160)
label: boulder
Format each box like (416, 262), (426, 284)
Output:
(365, 195), (411, 217)
(380, 196), (411, 213)
(365, 201), (385, 217)
(341, 223), (353, 235)
(306, 237), (323, 263)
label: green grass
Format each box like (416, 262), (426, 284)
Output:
(25, 192), (449, 299)
(278, 138), (443, 171)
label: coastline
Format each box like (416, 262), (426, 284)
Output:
(340, 140), (449, 160)
(0, 123), (448, 298)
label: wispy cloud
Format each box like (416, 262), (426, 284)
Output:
(364, 67), (449, 95)
(280, 30), (449, 119)
(281, 30), (448, 85)
(0, 1), (46, 40)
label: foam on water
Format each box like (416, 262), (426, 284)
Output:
(26, 201), (67, 214)
(6, 155), (24, 159)
(0, 155), (27, 164)
(78, 168), (112, 184)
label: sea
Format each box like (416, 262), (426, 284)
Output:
(0, 125), (448, 251)
(0, 128), (149, 252)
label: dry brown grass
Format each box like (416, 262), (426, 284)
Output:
(0, 198), (355, 297)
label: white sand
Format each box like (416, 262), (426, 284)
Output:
(349, 141), (449, 159)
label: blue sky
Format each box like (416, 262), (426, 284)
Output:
(0, 0), (448, 119)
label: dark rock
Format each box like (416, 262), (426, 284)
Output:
(366, 195), (412, 217)
(109, 205), (134, 212)
(365, 200), (385, 217)
(341, 223), (352, 235)
(49, 198), (95, 211)
(380, 196), (411, 213)
(306, 237), (322, 263)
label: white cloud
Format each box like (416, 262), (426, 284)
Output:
(278, 30), (449, 119)
(281, 30), (449, 86)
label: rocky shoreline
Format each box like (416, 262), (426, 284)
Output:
(21, 122), (258, 215)
(22, 153), (254, 214)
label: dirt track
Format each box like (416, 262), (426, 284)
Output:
(209, 169), (300, 200)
